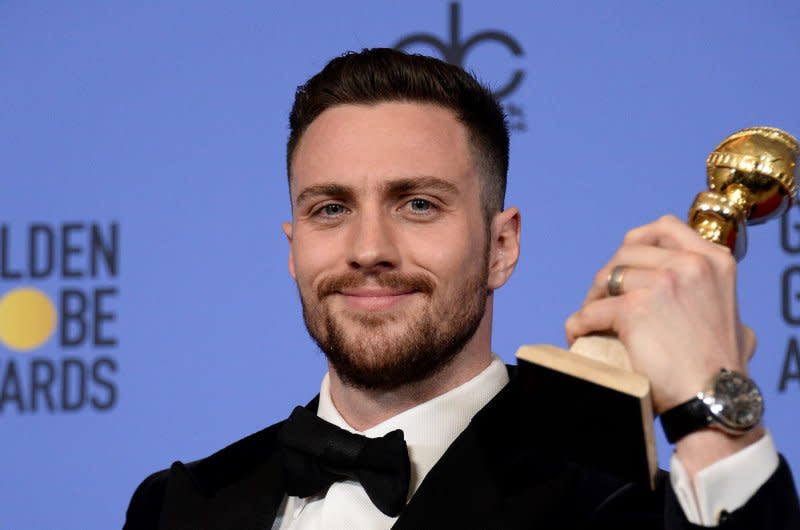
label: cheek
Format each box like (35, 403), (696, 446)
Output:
(403, 222), (480, 277)
(291, 231), (342, 286)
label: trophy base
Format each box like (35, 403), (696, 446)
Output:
(515, 344), (657, 490)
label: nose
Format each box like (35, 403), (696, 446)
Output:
(346, 208), (399, 271)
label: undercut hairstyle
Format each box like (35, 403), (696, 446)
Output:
(287, 48), (510, 221)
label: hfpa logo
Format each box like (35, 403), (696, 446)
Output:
(394, 2), (526, 131)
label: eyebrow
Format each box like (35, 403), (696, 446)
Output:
(383, 176), (459, 197)
(295, 183), (355, 207)
(294, 176), (459, 208)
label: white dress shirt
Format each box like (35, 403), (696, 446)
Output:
(274, 356), (779, 528)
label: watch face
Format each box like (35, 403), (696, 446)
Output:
(704, 369), (763, 430)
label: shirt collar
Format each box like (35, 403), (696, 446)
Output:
(316, 354), (509, 496)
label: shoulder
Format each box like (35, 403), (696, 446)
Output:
(123, 420), (286, 529)
(124, 467), (171, 530)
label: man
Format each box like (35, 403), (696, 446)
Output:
(125, 48), (799, 529)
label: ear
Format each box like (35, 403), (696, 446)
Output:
(281, 221), (296, 280)
(487, 207), (521, 290)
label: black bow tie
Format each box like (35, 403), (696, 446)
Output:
(277, 406), (411, 517)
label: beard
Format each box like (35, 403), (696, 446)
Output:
(298, 258), (489, 391)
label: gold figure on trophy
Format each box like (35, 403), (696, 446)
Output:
(692, 126), (798, 258)
(516, 126), (799, 488)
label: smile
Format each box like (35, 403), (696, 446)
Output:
(336, 288), (417, 311)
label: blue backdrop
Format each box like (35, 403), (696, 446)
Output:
(2, 2), (799, 528)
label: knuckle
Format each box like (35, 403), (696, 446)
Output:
(622, 227), (642, 245)
(678, 253), (712, 281)
(611, 245), (633, 264)
(659, 214), (680, 225)
(656, 214), (683, 231)
(653, 268), (679, 294)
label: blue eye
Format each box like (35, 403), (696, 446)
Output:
(321, 203), (345, 216)
(409, 199), (432, 212)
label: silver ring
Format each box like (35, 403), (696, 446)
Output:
(607, 265), (627, 297)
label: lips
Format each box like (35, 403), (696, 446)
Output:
(336, 287), (417, 311)
(316, 272), (435, 304)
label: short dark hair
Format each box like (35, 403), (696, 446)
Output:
(287, 48), (509, 220)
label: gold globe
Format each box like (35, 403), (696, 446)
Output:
(689, 126), (799, 260)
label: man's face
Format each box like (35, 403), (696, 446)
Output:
(285, 102), (492, 390)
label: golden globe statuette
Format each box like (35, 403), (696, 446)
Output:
(515, 127), (799, 489)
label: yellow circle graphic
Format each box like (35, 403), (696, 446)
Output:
(0, 287), (57, 352)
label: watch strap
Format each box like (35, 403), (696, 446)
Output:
(660, 396), (712, 443)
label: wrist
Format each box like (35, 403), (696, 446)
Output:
(660, 368), (763, 444)
(674, 426), (765, 480)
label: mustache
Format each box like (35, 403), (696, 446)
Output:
(316, 272), (435, 298)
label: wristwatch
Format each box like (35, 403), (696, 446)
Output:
(660, 368), (763, 443)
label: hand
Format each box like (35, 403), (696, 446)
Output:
(564, 215), (757, 414)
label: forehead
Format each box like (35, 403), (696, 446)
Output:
(290, 102), (475, 195)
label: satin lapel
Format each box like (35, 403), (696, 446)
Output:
(391, 422), (504, 529)
(157, 454), (286, 530)
(392, 372), (585, 529)
(393, 380), (517, 529)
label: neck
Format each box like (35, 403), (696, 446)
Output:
(327, 306), (494, 431)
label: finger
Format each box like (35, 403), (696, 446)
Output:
(585, 266), (672, 308)
(623, 215), (730, 258)
(565, 296), (623, 345)
(633, 215), (738, 283)
(621, 215), (687, 250)
(584, 245), (681, 304)
(585, 246), (733, 306)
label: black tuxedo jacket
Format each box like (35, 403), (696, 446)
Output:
(125, 367), (799, 529)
